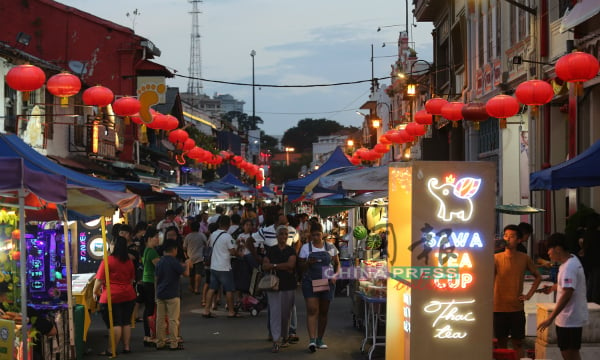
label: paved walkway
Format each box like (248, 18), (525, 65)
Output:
(84, 281), (380, 359)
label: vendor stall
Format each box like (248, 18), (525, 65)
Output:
(0, 157), (68, 360)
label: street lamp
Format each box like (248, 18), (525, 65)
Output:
(250, 50), (256, 123)
(285, 147), (295, 166)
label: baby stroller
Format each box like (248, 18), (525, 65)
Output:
(235, 292), (267, 317)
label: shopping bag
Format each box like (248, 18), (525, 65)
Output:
(312, 278), (329, 292)
(249, 268), (262, 296)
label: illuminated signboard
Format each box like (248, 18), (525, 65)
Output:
(387, 161), (495, 359)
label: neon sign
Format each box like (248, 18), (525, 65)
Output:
(427, 176), (482, 222)
(423, 299), (476, 339)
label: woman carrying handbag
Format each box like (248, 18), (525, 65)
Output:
(298, 222), (340, 353)
(262, 225), (297, 353)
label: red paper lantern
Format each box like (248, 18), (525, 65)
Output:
(350, 156), (361, 165)
(398, 129), (415, 143)
(112, 96), (141, 117)
(441, 101), (464, 127)
(374, 143), (390, 154)
(555, 51), (599, 83)
(425, 97), (448, 116)
(187, 146), (203, 160)
(386, 130), (404, 144)
(47, 72), (81, 106)
(130, 114), (144, 125)
(82, 85), (114, 107)
(405, 122), (426, 137)
(461, 102), (489, 130)
(414, 109), (433, 125)
(354, 147), (369, 159)
(379, 134), (392, 145)
(6, 64), (46, 92)
(182, 138), (196, 151)
(163, 114), (179, 131)
(168, 129), (189, 147)
(515, 79), (554, 107)
(486, 95), (520, 129)
(147, 112), (169, 130)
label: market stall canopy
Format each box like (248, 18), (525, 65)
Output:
(220, 173), (253, 191)
(495, 204), (546, 215)
(560, 0), (600, 33)
(530, 139), (600, 190)
(315, 195), (361, 218)
(283, 146), (354, 201)
(318, 165), (388, 192)
(204, 173), (253, 192)
(0, 134), (150, 193)
(163, 184), (227, 200)
(0, 157), (67, 204)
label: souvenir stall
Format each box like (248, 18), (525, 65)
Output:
(0, 157), (68, 360)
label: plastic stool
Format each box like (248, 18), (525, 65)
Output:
(493, 349), (518, 360)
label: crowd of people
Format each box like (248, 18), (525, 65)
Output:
(92, 203), (346, 355)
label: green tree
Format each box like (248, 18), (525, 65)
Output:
(260, 131), (279, 153)
(281, 118), (345, 152)
(221, 111), (263, 132)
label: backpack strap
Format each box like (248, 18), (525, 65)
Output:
(211, 231), (226, 247)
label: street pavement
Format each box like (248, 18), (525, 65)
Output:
(84, 279), (381, 360)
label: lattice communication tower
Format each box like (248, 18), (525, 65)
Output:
(187, 0), (203, 95)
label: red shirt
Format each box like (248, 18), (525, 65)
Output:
(95, 256), (136, 304)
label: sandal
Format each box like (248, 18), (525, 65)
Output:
(202, 313), (216, 318)
(227, 313), (243, 318)
(97, 349), (114, 356)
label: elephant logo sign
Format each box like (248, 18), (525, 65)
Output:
(427, 175), (481, 222)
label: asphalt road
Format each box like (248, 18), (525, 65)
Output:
(84, 279), (382, 360)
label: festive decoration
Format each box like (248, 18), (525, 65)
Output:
(515, 80), (554, 111)
(182, 138), (196, 152)
(5, 64), (46, 92)
(441, 101), (464, 127)
(46, 72), (81, 106)
(146, 112), (168, 130)
(486, 95), (520, 129)
(379, 134), (392, 145)
(386, 129), (405, 144)
(425, 97), (448, 116)
(405, 122), (426, 137)
(163, 115), (179, 131)
(414, 109), (433, 125)
(168, 129), (189, 148)
(555, 51), (599, 95)
(113, 97), (141, 116)
(373, 143), (390, 154)
(461, 102), (489, 130)
(82, 85), (114, 107)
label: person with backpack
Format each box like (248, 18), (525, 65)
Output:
(202, 216), (240, 318)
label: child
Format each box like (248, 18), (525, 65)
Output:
(155, 239), (190, 350)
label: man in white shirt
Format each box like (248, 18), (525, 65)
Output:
(538, 233), (589, 360)
(202, 216), (239, 318)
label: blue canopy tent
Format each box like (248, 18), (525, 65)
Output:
(205, 173), (253, 192)
(163, 184), (226, 200)
(530, 139), (600, 190)
(0, 134), (150, 193)
(283, 146), (354, 201)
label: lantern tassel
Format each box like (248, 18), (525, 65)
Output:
(500, 118), (507, 129)
(60, 97), (69, 107)
(474, 122), (480, 131)
(575, 82), (583, 96)
(452, 121), (459, 128)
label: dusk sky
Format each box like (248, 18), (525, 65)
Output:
(58, 0), (433, 135)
